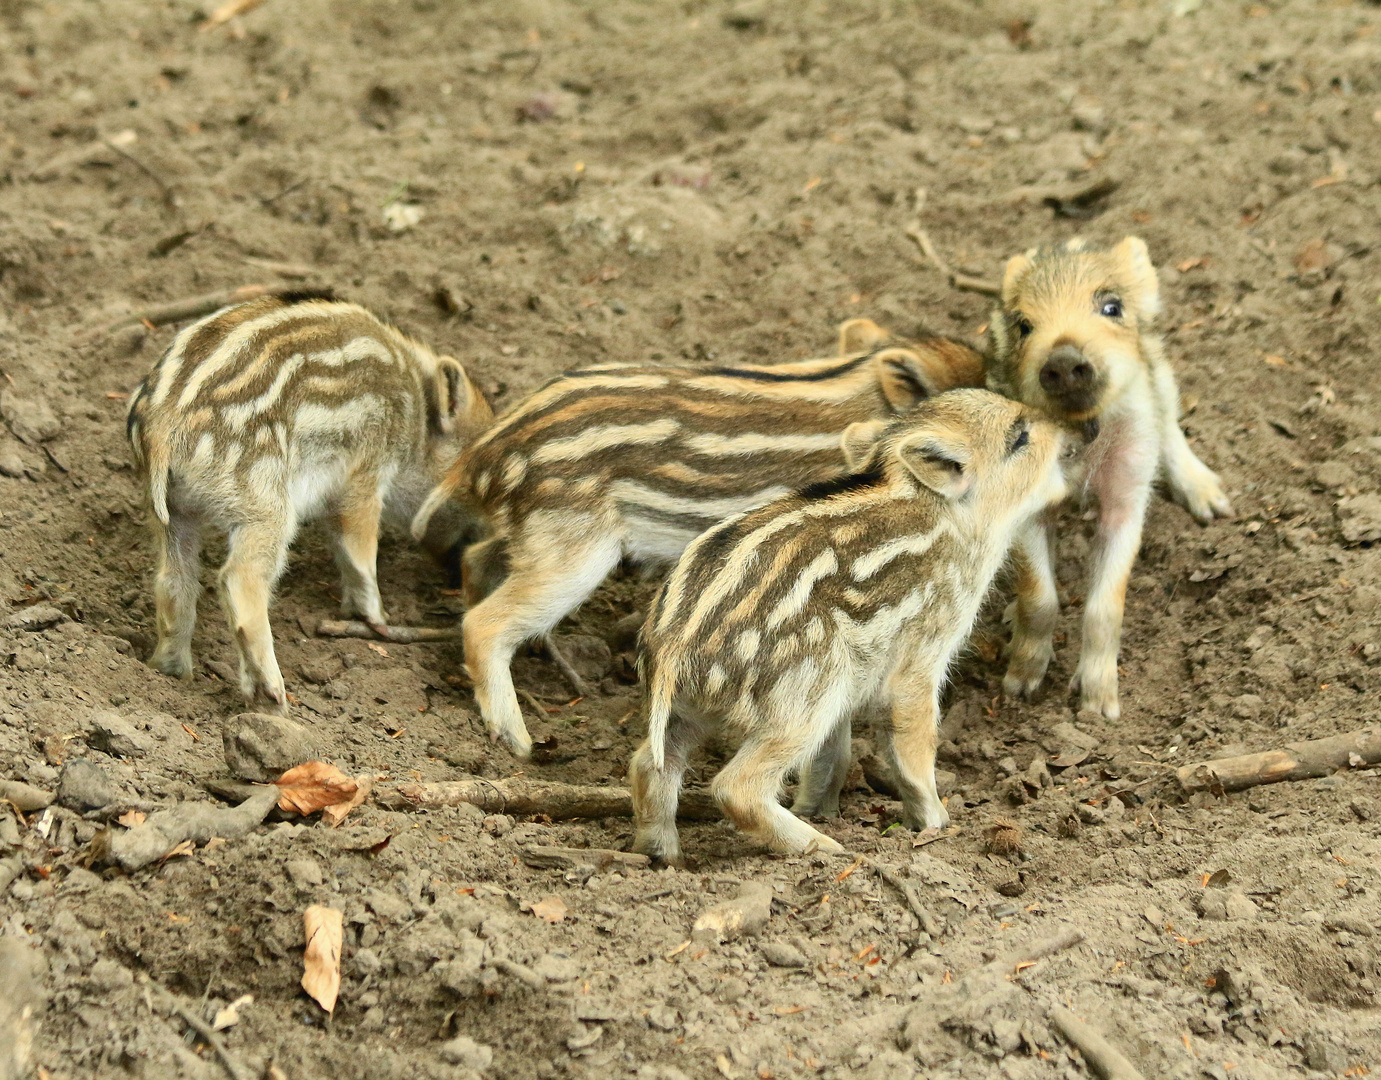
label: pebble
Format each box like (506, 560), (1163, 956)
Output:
(1200, 889), (1258, 922)
(645, 1005), (680, 1032)
(222, 713), (320, 782)
(3, 605), (66, 632)
(0, 388), (62, 444)
(758, 941), (807, 968)
(717, 976), (749, 1003)
(286, 859), (325, 889)
(0, 779), (54, 812)
(1301, 1032), (1349, 1074)
(87, 711), (152, 759)
(56, 758), (114, 810)
(439, 1035), (493, 1071)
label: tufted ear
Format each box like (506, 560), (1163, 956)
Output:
(433, 356), (476, 434)
(875, 347), (946, 412)
(839, 420), (889, 472)
(1000, 249), (1034, 307)
(837, 317), (890, 355)
(896, 429), (973, 499)
(1112, 236), (1161, 319)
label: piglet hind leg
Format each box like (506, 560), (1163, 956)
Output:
(887, 682), (950, 831)
(629, 709), (708, 868)
(331, 473), (388, 635)
(790, 716), (851, 819)
(1002, 519), (1059, 701)
(219, 517), (295, 715)
(462, 527), (622, 759)
(148, 513), (203, 680)
(712, 716), (846, 856)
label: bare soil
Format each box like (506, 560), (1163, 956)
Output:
(1, 1), (1380, 1078)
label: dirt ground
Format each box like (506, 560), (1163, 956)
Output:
(1, 0), (1380, 1077)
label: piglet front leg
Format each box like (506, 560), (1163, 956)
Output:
(1003, 517), (1059, 700)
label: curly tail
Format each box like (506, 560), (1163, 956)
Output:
(410, 475), (459, 543)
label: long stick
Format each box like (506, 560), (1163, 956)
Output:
(316, 619), (457, 643)
(903, 201), (1001, 297)
(376, 777), (720, 821)
(1176, 727), (1381, 794)
(75, 284), (279, 343)
(160, 992), (255, 1080)
(542, 632), (591, 697)
(1048, 1006), (1146, 1080)
(871, 863), (941, 937)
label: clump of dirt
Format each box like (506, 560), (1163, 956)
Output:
(1, 1), (1380, 1078)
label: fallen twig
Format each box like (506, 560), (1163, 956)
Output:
(160, 990), (255, 1080)
(75, 284), (280, 343)
(521, 845), (651, 871)
(107, 787), (278, 871)
(904, 191), (1000, 296)
(871, 863), (941, 937)
(316, 619), (456, 643)
(543, 632), (591, 698)
(102, 137), (176, 206)
(201, 0), (270, 32)
(1176, 727), (1381, 794)
(376, 776), (720, 821)
(1048, 1006), (1146, 1080)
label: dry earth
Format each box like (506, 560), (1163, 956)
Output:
(1, 0), (1380, 1078)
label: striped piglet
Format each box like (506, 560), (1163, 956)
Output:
(410, 318), (985, 757)
(126, 294), (492, 713)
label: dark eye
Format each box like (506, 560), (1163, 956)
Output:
(1011, 427), (1029, 453)
(1100, 298), (1123, 319)
(1013, 315), (1033, 339)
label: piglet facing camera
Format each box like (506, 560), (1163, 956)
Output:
(628, 389), (1068, 865)
(126, 295), (492, 714)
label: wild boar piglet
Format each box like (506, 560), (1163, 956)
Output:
(989, 237), (1232, 720)
(411, 318), (985, 758)
(126, 294), (492, 713)
(628, 388), (1069, 865)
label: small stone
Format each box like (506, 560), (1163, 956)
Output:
(1231, 694), (1265, 721)
(89, 957), (134, 992)
(439, 1035), (493, 1071)
(1301, 1032), (1349, 1075)
(1051, 721), (1100, 751)
(363, 889), (410, 922)
(717, 976), (749, 1003)
(532, 952), (580, 983)
(1103, 796), (1127, 820)
(0, 389), (62, 444)
(1223, 891), (1259, 921)
(222, 713), (319, 782)
(87, 711), (153, 759)
(1076, 804), (1105, 825)
(3, 605), (66, 632)
(692, 882), (773, 943)
(285, 859), (325, 889)
(0, 436), (30, 478)
(758, 941), (807, 968)
(646, 1004), (680, 1031)
(1143, 906), (1165, 929)
(0, 779), (54, 812)
(56, 758), (114, 810)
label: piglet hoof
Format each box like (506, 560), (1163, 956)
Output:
(491, 725), (533, 761)
(365, 620), (391, 641)
(1070, 671), (1120, 721)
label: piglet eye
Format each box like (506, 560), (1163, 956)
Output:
(1013, 316), (1033, 339)
(1100, 298), (1123, 319)
(1011, 428), (1029, 452)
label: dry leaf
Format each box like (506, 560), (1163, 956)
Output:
(302, 905), (343, 1014)
(528, 896), (568, 923)
(117, 810), (146, 828)
(320, 775), (372, 828)
(1176, 256), (1208, 272)
(212, 993), (254, 1031)
(275, 761), (358, 816)
(201, 0), (268, 32)
(160, 839), (195, 862)
(366, 642), (389, 657)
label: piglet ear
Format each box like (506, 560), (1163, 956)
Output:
(840, 419), (889, 472)
(433, 356), (472, 434)
(1000, 248), (1035, 307)
(896, 431), (973, 499)
(1113, 236), (1161, 319)
(837, 317), (889, 355)
(875, 347), (946, 412)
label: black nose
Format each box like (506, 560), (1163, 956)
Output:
(1039, 346), (1096, 398)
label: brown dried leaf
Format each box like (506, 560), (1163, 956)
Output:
(201, 0), (268, 32)
(160, 839), (195, 862)
(117, 810), (146, 828)
(275, 762), (358, 817)
(527, 896), (568, 924)
(320, 776), (372, 828)
(301, 905), (343, 1014)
